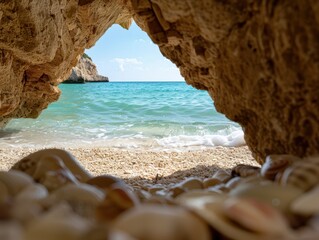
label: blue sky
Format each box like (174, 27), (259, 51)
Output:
(85, 21), (183, 81)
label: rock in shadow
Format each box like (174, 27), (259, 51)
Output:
(0, 128), (20, 139)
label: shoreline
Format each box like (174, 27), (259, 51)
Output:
(0, 146), (257, 188)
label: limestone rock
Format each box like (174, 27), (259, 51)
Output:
(64, 56), (109, 83)
(0, 0), (131, 126)
(1, 0), (319, 163)
(130, 0), (319, 163)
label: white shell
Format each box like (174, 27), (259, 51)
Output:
(25, 203), (92, 240)
(46, 183), (105, 217)
(229, 182), (302, 212)
(231, 164), (260, 178)
(203, 177), (222, 188)
(280, 156), (319, 191)
(212, 169), (231, 183)
(11, 148), (92, 182)
(11, 201), (43, 223)
(0, 170), (33, 196)
(224, 197), (290, 235)
(15, 183), (48, 202)
(291, 186), (319, 215)
(177, 192), (295, 240)
(179, 177), (203, 191)
(108, 231), (138, 240)
(48, 183), (104, 204)
(295, 215), (319, 239)
(11, 183), (45, 223)
(171, 177), (203, 193)
(32, 156), (79, 191)
(261, 155), (299, 180)
(225, 176), (242, 189)
(114, 205), (211, 240)
(0, 221), (24, 240)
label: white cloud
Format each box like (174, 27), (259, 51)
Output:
(135, 38), (146, 43)
(113, 58), (143, 72)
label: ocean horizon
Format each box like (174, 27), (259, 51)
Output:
(0, 81), (245, 150)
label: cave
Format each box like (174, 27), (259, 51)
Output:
(1, 0), (319, 163)
(1, 0), (319, 239)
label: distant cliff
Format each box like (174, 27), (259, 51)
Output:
(64, 54), (109, 83)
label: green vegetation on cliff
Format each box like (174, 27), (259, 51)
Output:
(82, 53), (92, 61)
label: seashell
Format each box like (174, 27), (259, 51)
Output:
(224, 197), (291, 235)
(134, 189), (152, 201)
(177, 192), (295, 240)
(225, 176), (242, 189)
(206, 183), (229, 193)
(148, 186), (164, 195)
(0, 181), (9, 204)
(10, 201), (43, 224)
(168, 186), (185, 198)
(291, 186), (319, 215)
(295, 215), (319, 239)
(211, 169), (231, 183)
(25, 203), (92, 240)
(15, 183), (48, 202)
(177, 177), (203, 191)
(142, 195), (175, 205)
(108, 230), (138, 240)
(296, 227), (319, 240)
(96, 184), (139, 221)
(240, 175), (266, 184)
(31, 155), (79, 191)
(11, 148), (92, 182)
(0, 221), (24, 240)
(78, 225), (110, 240)
(0, 170), (34, 196)
(113, 205), (211, 240)
(86, 174), (125, 190)
(229, 182), (303, 212)
(0, 182), (11, 219)
(231, 164), (260, 178)
(46, 183), (105, 218)
(0, 202), (12, 220)
(80, 226), (138, 240)
(203, 177), (222, 188)
(280, 156), (319, 191)
(107, 184), (139, 209)
(261, 154), (299, 180)
(12, 184), (46, 222)
(175, 190), (225, 207)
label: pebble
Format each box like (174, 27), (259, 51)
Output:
(261, 154), (299, 180)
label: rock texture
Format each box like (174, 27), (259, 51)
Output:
(130, 0), (319, 163)
(1, 0), (319, 163)
(0, 0), (131, 125)
(64, 56), (109, 83)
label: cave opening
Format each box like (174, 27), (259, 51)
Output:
(0, 21), (243, 151)
(0, 2), (317, 238)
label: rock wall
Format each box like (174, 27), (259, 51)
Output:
(130, 0), (319, 163)
(0, 0), (130, 125)
(64, 56), (109, 83)
(1, 0), (319, 163)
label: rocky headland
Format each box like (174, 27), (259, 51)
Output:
(64, 54), (109, 83)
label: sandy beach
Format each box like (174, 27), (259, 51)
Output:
(0, 146), (257, 189)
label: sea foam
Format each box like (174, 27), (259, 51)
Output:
(157, 129), (245, 148)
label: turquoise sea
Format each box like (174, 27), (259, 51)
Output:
(1, 82), (245, 149)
